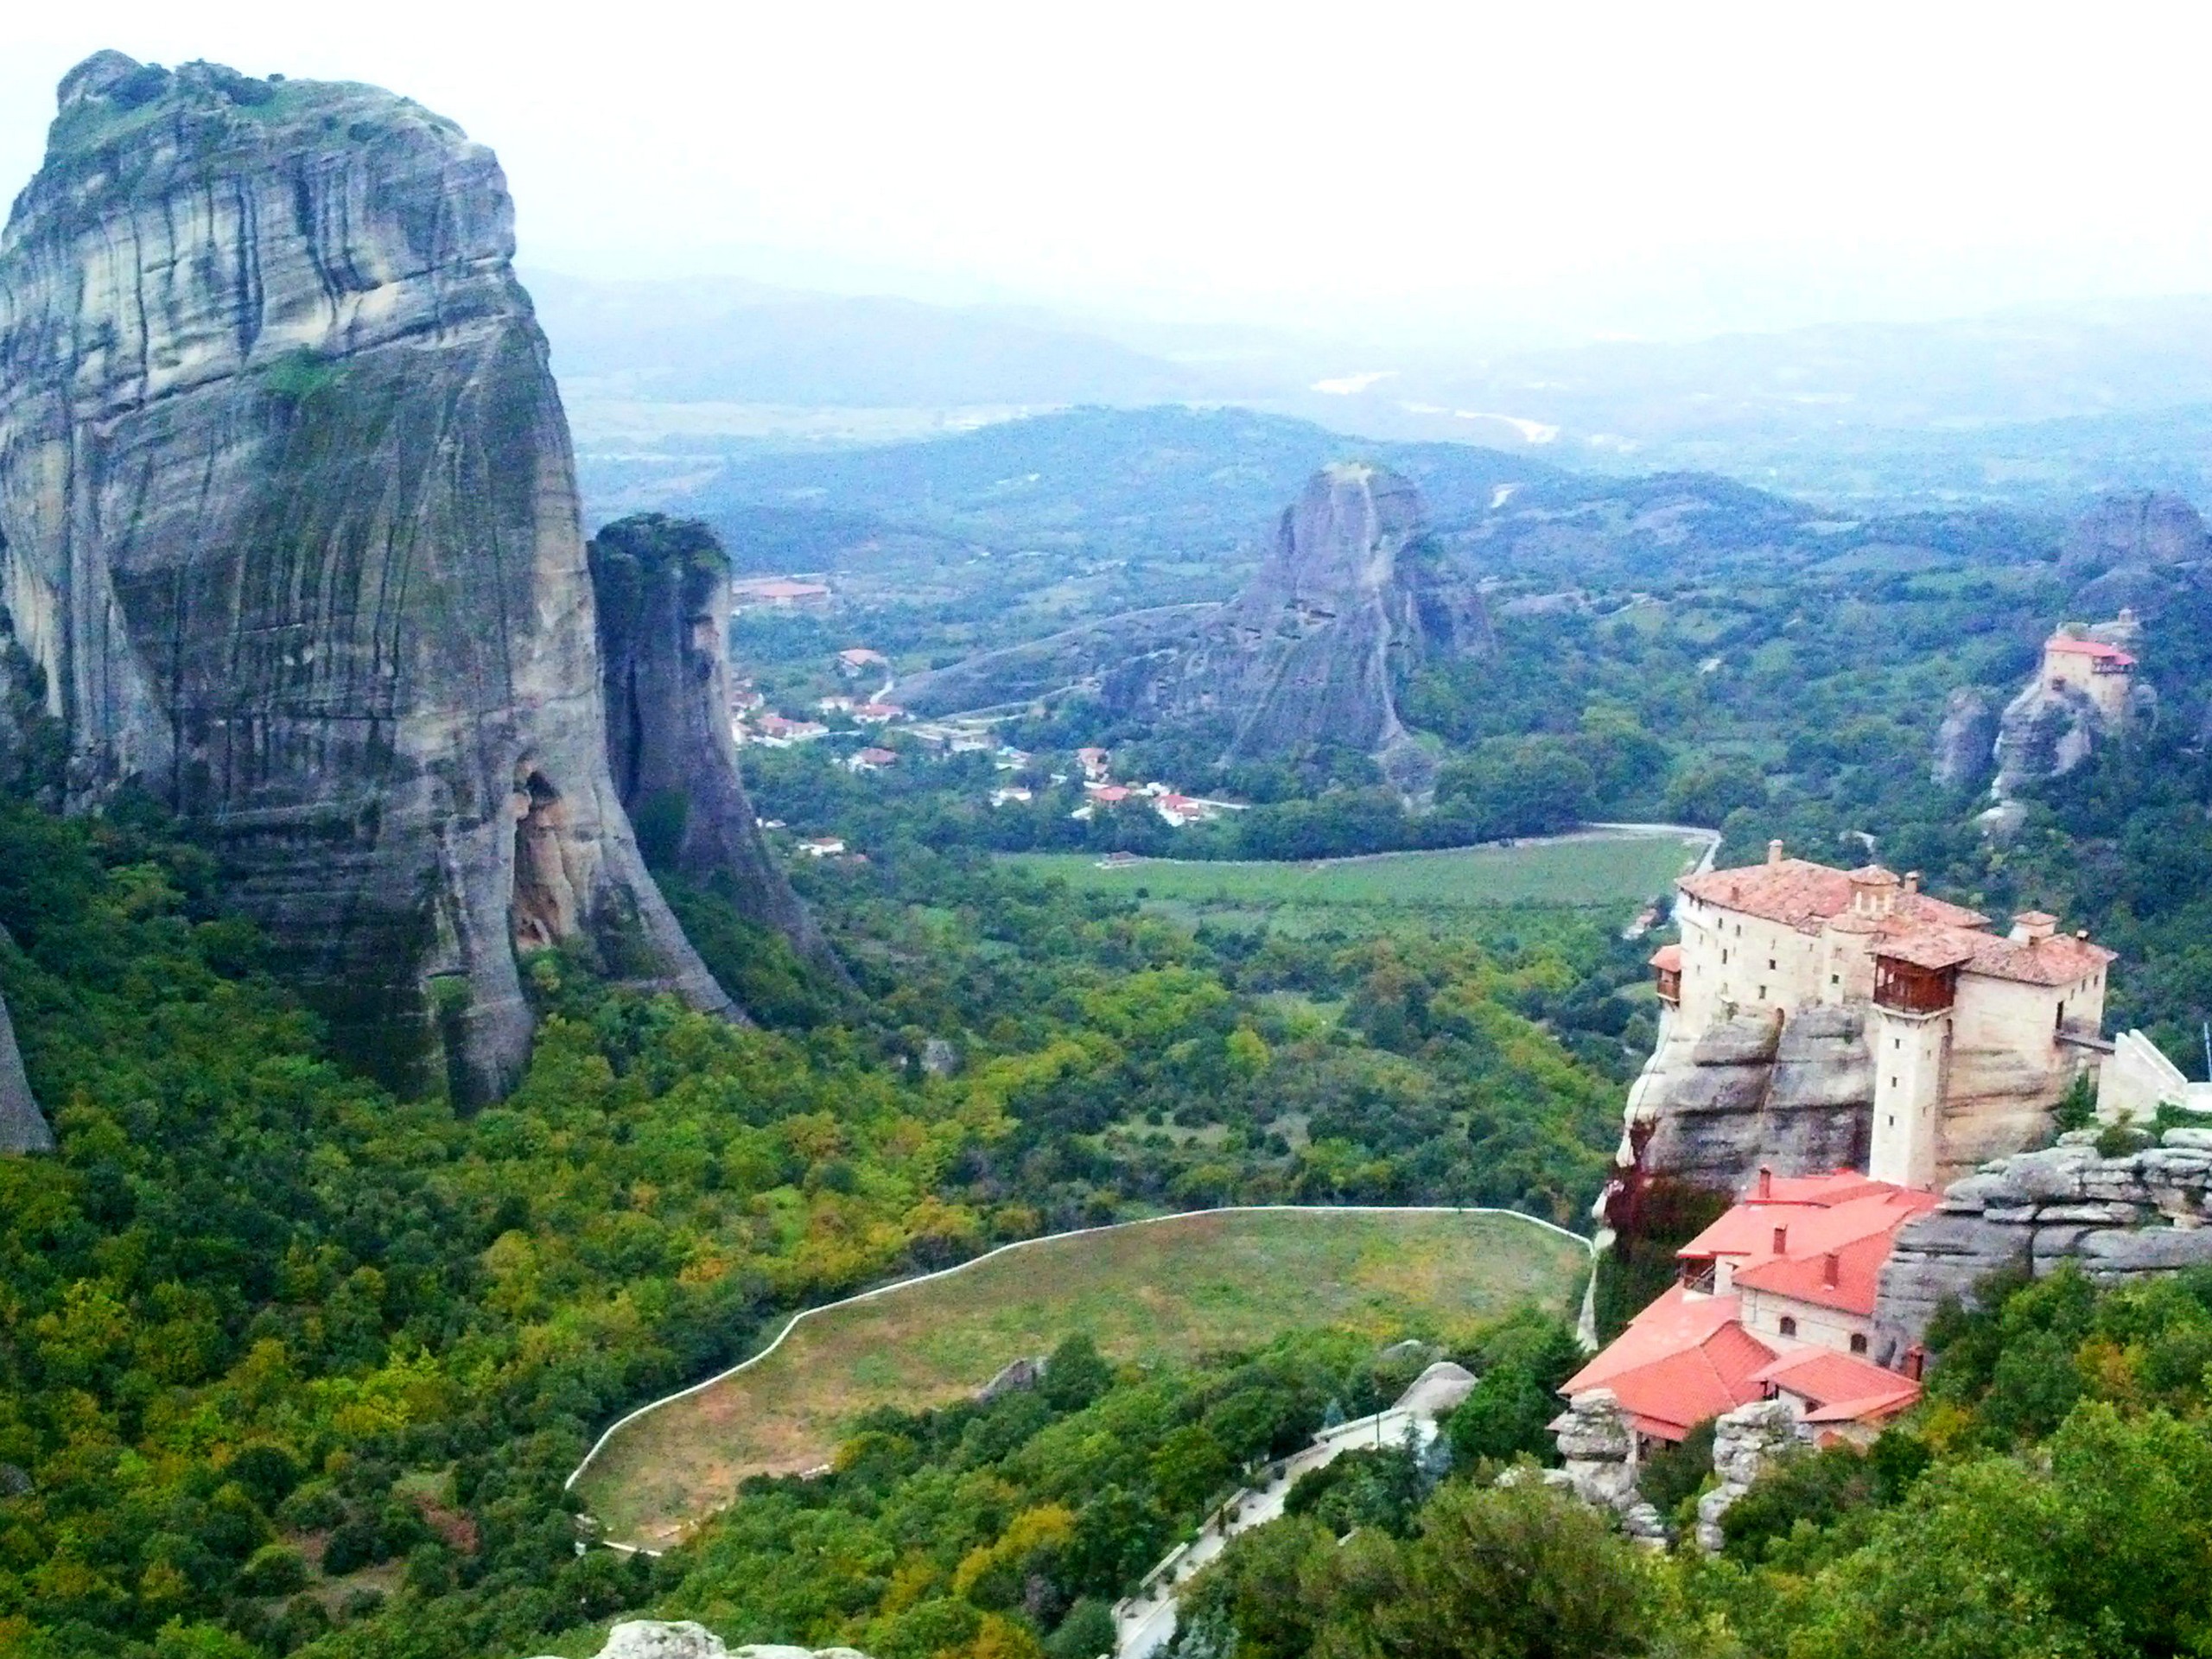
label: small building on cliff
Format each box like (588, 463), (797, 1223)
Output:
(1563, 1172), (1934, 1451)
(1616, 842), (2113, 1202)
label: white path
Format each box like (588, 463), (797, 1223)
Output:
(1111, 1362), (1478, 1659)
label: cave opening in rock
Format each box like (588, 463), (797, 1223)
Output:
(511, 766), (578, 953)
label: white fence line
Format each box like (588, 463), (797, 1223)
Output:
(563, 1203), (1599, 1541)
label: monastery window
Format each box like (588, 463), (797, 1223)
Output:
(1767, 958), (1776, 970)
(1830, 974), (1840, 986)
(1893, 1038), (1901, 1051)
(1850, 1333), (1868, 1356)
(1758, 985), (1768, 1001)
(1779, 1316), (1798, 1338)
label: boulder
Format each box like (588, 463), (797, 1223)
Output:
(0, 56), (738, 1100)
(534, 1623), (873, 1659)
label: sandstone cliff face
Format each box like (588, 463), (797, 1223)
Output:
(1874, 1128), (2212, 1360)
(0, 54), (729, 1100)
(1621, 1006), (1872, 1198)
(589, 514), (837, 977)
(900, 466), (1490, 785)
(1930, 687), (1998, 790)
(0, 987), (52, 1154)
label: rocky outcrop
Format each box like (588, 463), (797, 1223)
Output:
(1873, 1127), (2212, 1359)
(589, 514), (837, 980)
(533, 1622), (868, 1659)
(2063, 493), (2210, 618)
(1693, 1399), (1808, 1554)
(0, 55), (732, 1099)
(1531, 1389), (1667, 1543)
(1993, 677), (2110, 797)
(1931, 687), (1999, 790)
(1624, 1006), (1872, 1197)
(0, 987), (52, 1154)
(901, 467), (1491, 786)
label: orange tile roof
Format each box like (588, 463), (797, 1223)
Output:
(1649, 944), (1683, 971)
(2047, 636), (2136, 666)
(1953, 929), (2114, 988)
(1564, 1285), (1777, 1440)
(1752, 1348), (1920, 1421)
(1679, 859), (1987, 934)
(1734, 1230), (1901, 1318)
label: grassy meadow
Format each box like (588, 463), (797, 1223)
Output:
(1002, 831), (1704, 924)
(574, 1207), (1589, 1547)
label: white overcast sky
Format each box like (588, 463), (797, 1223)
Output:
(6, 1), (2212, 346)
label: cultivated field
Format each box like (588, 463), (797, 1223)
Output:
(1004, 830), (1703, 914)
(573, 1207), (1589, 1548)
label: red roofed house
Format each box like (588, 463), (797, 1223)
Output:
(1651, 841), (2114, 1187)
(2039, 628), (2137, 724)
(1562, 1170), (1935, 1448)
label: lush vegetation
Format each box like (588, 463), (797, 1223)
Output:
(0, 778), (1632, 1659)
(1161, 1264), (2212, 1659)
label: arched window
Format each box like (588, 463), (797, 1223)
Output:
(1850, 1333), (1869, 1355)
(1778, 1315), (1797, 1338)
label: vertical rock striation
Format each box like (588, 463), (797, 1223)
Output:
(0, 54), (730, 1100)
(588, 514), (839, 977)
(1174, 463), (1489, 786)
(0, 986), (53, 1154)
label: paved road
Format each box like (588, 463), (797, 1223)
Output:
(1113, 1363), (1477, 1659)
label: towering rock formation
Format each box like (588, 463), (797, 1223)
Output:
(900, 465), (1491, 785)
(0, 54), (732, 1100)
(2061, 492), (2211, 618)
(589, 514), (839, 977)
(0, 987), (53, 1154)
(1930, 687), (1999, 790)
(1990, 618), (2147, 801)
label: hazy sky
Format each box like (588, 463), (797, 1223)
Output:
(8, 1), (2212, 346)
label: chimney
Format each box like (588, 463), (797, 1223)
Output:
(1767, 838), (1784, 867)
(1822, 1251), (1840, 1288)
(1757, 1166), (1773, 1200)
(1771, 1225), (1789, 1255)
(2011, 912), (2057, 944)
(1904, 871), (1921, 895)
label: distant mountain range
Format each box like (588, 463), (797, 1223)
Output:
(533, 270), (2212, 512)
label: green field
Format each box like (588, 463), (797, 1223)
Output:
(573, 1208), (1589, 1548)
(1003, 831), (1705, 916)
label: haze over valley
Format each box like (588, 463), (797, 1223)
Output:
(12, 11), (2212, 1659)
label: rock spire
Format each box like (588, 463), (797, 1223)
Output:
(0, 55), (734, 1100)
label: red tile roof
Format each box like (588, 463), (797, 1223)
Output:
(1649, 944), (1683, 972)
(2046, 636), (2136, 667)
(1682, 1181), (1937, 1321)
(1752, 1349), (1920, 1422)
(1563, 1286), (1777, 1441)
(1679, 859), (1986, 934)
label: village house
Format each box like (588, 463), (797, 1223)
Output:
(855, 702), (906, 724)
(796, 836), (846, 858)
(1076, 747), (1111, 780)
(995, 747), (1033, 772)
(846, 747), (899, 772)
(1654, 842), (2114, 1186)
(989, 786), (1033, 807)
(817, 696), (855, 715)
(836, 646), (889, 676)
(753, 714), (830, 747)
(1561, 1172), (1936, 1448)
(730, 575), (832, 610)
